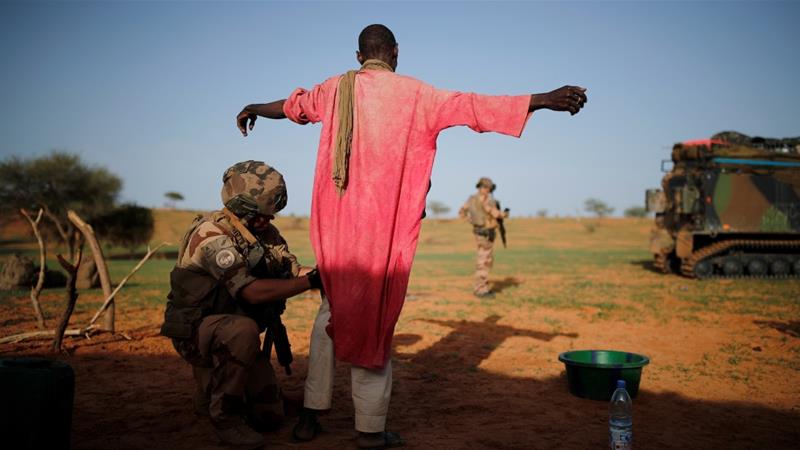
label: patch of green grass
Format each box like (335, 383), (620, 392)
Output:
(542, 316), (563, 333)
(759, 357), (800, 371)
(677, 314), (702, 323)
(720, 343), (750, 366)
(4, 217), (800, 330)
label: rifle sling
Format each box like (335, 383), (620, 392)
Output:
(221, 208), (258, 245)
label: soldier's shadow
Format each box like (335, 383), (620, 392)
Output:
(490, 276), (522, 293)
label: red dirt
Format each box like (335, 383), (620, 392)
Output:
(2, 283), (799, 450)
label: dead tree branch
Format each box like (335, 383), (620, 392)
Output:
(0, 242), (168, 346)
(42, 205), (74, 261)
(0, 327), (97, 345)
(20, 208), (47, 329)
(52, 248), (82, 353)
(88, 242), (168, 327)
(67, 209), (114, 332)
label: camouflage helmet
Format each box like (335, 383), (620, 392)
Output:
(221, 161), (287, 219)
(476, 177), (496, 191)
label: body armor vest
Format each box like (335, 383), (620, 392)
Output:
(467, 194), (488, 227)
(160, 266), (239, 339)
(160, 216), (243, 340)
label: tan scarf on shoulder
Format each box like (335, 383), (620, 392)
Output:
(333, 58), (394, 195)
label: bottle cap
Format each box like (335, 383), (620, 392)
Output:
(616, 379), (626, 389)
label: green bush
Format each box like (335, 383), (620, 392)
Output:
(624, 206), (649, 218)
(94, 203), (154, 255)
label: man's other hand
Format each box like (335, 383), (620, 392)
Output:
(530, 86), (587, 115)
(237, 108), (257, 136)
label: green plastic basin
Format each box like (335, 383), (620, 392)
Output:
(558, 350), (649, 401)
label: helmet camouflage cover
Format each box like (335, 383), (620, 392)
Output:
(221, 160), (287, 219)
(476, 177), (496, 191)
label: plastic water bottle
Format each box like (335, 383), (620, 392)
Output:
(609, 379), (633, 450)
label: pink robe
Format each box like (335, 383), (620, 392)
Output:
(284, 70), (531, 369)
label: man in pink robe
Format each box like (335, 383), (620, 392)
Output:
(237, 24), (587, 448)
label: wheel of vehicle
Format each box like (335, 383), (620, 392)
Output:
(722, 258), (743, 277)
(693, 260), (713, 278)
(793, 259), (800, 275)
(747, 259), (767, 276)
(769, 259), (790, 276)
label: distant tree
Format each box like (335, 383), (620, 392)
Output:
(624, 206), (648, 218)
(536, 209), (548, 218)
(0, 152), (122, 260)
(94, 203), (154, 256)
(164, 191), (185, 209)
(584, 198), (614, 218)
(426, 200), (451, 218)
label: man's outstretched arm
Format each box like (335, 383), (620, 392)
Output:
(529, 86), (588, 115)
(237, 100), (287, 136)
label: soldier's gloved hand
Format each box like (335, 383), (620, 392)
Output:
(306, 267), (323, 291)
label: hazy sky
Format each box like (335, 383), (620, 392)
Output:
(1, 1), (798, 217)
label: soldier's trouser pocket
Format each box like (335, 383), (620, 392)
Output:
(161, 304), (202, 339)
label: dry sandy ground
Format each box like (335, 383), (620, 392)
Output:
(2, 283), (798, 450)
(1, 215), (798, 449)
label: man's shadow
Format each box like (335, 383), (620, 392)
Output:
(754, 320), (800, 338)
(26, 314), (799, 450)
(405, 315), (576, 370)
(385, 314), (799, 449)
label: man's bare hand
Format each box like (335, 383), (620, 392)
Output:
(530, 86), (587, 115)
(237, 109), (257, 137)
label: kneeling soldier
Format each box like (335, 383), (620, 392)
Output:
(161, 161), (321, 447)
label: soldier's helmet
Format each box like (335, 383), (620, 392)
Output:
(476, 177), (496, 192)
(221, 160), (287, 220)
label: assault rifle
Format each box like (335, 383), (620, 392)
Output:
(247, 259), (294, 376)
(495, 200), (509, 248)
(261, 303), (293, 375)
(239, 297), (293, 375)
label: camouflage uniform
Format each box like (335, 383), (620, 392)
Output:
(161, 161), (300, 432)
(459, 177), (505, 296)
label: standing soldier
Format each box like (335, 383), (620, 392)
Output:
(460, 177), (508, 298)
(160, 161), (322, 447)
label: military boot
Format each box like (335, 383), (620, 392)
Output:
(193, 386), (210, 417)
(214, 419), (267, 448)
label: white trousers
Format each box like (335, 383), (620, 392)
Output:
(303, 294), (392, 432)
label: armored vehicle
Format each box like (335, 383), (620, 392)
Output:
(646, 131), (800, 278)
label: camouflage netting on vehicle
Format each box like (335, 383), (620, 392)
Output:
(712, 131), (800, 151)
(673, 131), (800, 162)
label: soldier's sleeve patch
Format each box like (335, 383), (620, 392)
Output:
(215, 249), (236, 269)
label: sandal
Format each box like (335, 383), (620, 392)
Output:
(356, 431), (405, 449)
